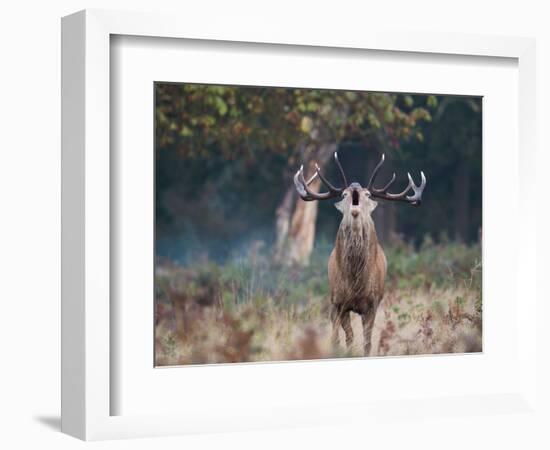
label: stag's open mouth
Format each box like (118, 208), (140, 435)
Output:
(352, 190), (360, 206)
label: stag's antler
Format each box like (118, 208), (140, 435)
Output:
(293, 152), (348, 201)
(367, 154), (426, 206)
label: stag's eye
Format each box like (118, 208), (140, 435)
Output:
(352, 190), (360, 206)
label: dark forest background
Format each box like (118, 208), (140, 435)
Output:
(155, 83), (481, 265)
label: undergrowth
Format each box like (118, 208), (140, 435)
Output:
(155, 238), (482, 365)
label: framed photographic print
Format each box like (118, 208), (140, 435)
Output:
(62, 9), (539, 441)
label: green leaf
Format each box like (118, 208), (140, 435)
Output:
(384, 106), (395, 124)
(306, 102), (319, 112)
(214, 97), (228, 116)
(179, 126), (193, 137)
(367, 113), (381, 129)
(300, 116), (314, 134)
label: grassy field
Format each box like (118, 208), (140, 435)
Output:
(154, 238), (482, 366)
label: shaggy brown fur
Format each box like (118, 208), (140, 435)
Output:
(328, 183), (387, 356)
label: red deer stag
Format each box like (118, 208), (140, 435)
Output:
(294, 153), (426, 356)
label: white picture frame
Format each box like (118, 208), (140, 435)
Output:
(61, 9), (538, 441)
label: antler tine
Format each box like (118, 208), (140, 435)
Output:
(293, 165), (339, 201)
(293, 166), (314, 200)
(370, 170), (426, 206)
(405, 171), (426, 205)
(315, 163), (340, 192)
(293, 166), (316, 200)
(333, 152), (348, 187)
(293, 154), (348, 202)
(305, 172), (318, 186)
(366, 152), (426, 206)
(373, 172), (396, 193)
(384, 174), (415, 198)
(367, 153), (386, 190)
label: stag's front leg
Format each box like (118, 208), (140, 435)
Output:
(330, 304), (341, 348)
(361, 312), (376, 356)
(330, 305), (353, 350)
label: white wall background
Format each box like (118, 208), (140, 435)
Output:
(0, 1), (547, 448)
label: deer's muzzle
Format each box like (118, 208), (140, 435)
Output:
(352, 189), (360, 206)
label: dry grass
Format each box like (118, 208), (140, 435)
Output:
(155, 241), (482, 366)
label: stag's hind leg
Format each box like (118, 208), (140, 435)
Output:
(361, 311), (376, 356)
(341, 311), (354, 350)
(330, 304), (341, 348)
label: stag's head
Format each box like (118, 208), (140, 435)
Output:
(293, 152), (426, 231)
(334, 182), (379, 230)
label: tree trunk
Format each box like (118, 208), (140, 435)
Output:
(274, 142), (337, 266)
(453, 157), (470, 242)
(287, 171), (321, 265)
(273, 186), (296, 264)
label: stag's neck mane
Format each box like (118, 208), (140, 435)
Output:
(335, 217), (379, 279)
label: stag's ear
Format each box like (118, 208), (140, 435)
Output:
(367, 199), (378, 213)
(334, 199), (345, 214)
